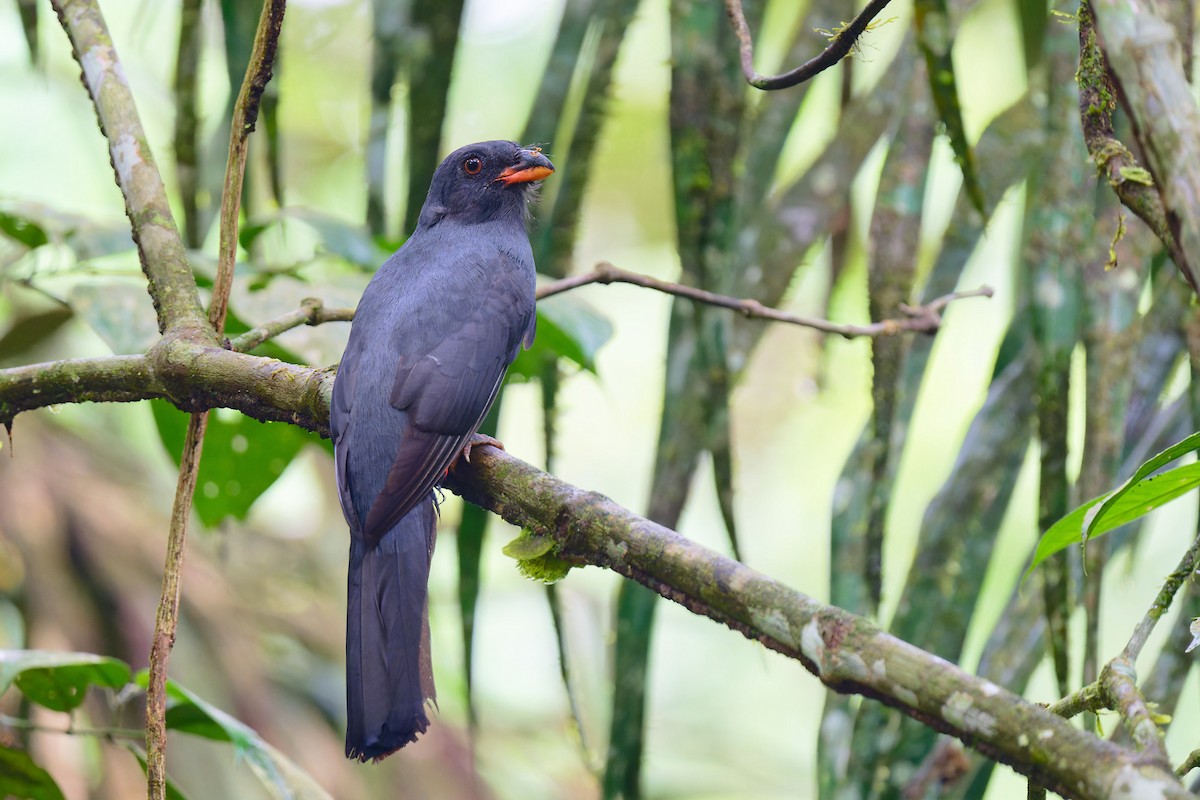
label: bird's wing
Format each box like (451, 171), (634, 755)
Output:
(359, 258), (534, 545)
(331, 351), (362, 535)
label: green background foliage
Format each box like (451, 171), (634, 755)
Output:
(2, 0), (1199, 798)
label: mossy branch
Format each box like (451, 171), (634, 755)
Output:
(1089, 0), (1200, 295)
(1, 334), (1194, 796)
(51, 0), (209, 339)
(724, 0), (897, 89)
(444, 445), (1189, 800)
(1076, 2), (1188, 280)
(0, 345), (331, 434)
(14, 3), (1199, 796)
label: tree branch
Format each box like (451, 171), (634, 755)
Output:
(1101, 657), (1169, 764)
(145, 411), (207, 798)
(229, 298), (354, 353)
(1076, 2), (1188, 283)
(1122, 528), (1200, 662)
(217, 262), (993, 355)
(0, 355), (158, 430)
(0, 713), (144, 742)
(1176, 747), (1200, 778)
(0, 253), (987, 485)
(208, 0), (286, 336)
(1, 326), (1194, 796)
(536, 262), (993, 338)
(50, 0), (210, 339)
(1090, 0), (1200, 296)
(723, 0), (896, 90)
(1048, 681), (1106, 719)
(443, 445), (1189, 800)
(0, 345), (330, 433)
(143, 3), (285, 796)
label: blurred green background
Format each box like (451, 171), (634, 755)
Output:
(2, 0), (1199, 798)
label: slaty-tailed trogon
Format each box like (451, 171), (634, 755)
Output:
(331, 141), (553, 761)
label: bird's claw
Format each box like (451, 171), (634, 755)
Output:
(455, 433), (505, 468)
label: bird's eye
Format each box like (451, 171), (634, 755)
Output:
(463, 157), (483, 176)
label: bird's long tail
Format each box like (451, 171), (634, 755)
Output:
(345, 497), (437, 761)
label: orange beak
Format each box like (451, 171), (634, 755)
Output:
(495, 147), (555, 185)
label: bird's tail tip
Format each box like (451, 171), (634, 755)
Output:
(345, 703), (434, 762)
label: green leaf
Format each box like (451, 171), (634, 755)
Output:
(502, 530), (557, 560)
(510, 294), (613, 379)
(913, 0), (985, 215)
(62, 222), (135, 261)
(69, 283), (159, 355)
(1087, 431), (1200, 536)
(0, 205), (133, 260)
(0, 308), (73, 363)
(16, 0), (37, 65)
(0, 745), (65, 800)
(0, 210), (49, 249)
(291, 210), (388, 267)
(135, 671), (334, 800)
(1118, 166), (1154, 186)
(1028, 458), (1200, 575)
(502, 529), (573, 583)
(0, 650), (132, 712)
(238, 221), (271, 251)
(150, 402), (311, 527)
(1016, 0), (1048, 68)
(241, 210), (389, 268)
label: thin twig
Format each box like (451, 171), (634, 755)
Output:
(0, 713), (144, 742)
(1047, 681), (1107, 719)
(545, 584), (600, 774)
(0, 258), (988, 423)
(723, 0), (896, 90)
(145, 412), (207, 798)
(227, 263), (992, 352)
(1102, 657), (1170, 765)
(1052, 658), (1171, 767)
(1075, 3), (1183, 273)
(1088, 0), (1200, 296)
(209, 0), (286, 336)
(1122, 529), (1200, 662)
(1177, 746), (1200, 778)
(173, 0), (204, 249)
(229, 298), (353, 353)
(145, 3), (285, 797)
(537, 262), (992, 338)
(901, 739), (971, 798)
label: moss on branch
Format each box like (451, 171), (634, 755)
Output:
(1076, 2), (1185, 277)
(1089, 0), (1200, 295)
(51, 0), (209, 335)
(0, 343), (331, 433)
(0, 339), (1192, 796)
(0, 355), (159, 429)
(445, 446), (1190, 800)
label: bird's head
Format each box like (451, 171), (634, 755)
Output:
(418, 140), (555, 228)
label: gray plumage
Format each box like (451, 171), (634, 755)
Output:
(331, 141), (552, 760)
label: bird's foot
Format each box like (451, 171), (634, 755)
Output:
(455, 433), (505, 468)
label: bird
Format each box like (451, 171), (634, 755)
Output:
(330, 140), (553, 761)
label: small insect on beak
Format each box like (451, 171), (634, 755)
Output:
(495, 147), (555, 185)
